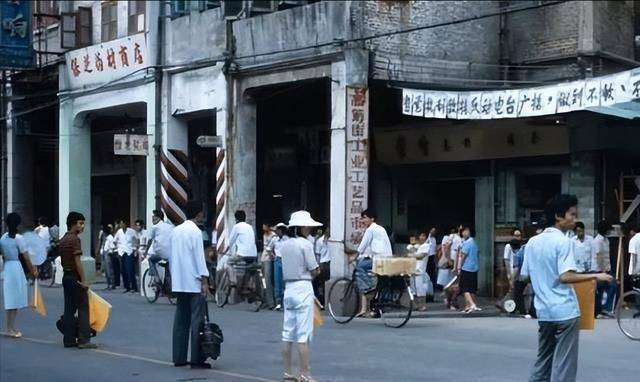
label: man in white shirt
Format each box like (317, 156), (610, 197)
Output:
(311, 228), (331, 305)
(145, 210), (174, 276)
(223, 210), (258, 288)
(521, 194), (612, 382)
(425, 227), (438, 297)
(353, 209), (392, 316)
(35, 217), (51, 250)
(628, 224), (640, 278)
(592, 221), (617, 318)
(169, 201), (210, 369)
(571, 222), (593, 273)
(114, 220), (137, 293)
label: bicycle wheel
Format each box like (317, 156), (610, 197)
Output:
(216, 271), (231, 308)
(378, 278), (413, 328)
(142, 269), (160, 303)
(327, 278), (360, 324)
(248, 271), (265, 312)
(616, 290), (640, 341)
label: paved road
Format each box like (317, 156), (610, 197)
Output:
(1, 285), (638, 382)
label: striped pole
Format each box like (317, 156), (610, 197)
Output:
(215, 147), (226, 253)
(160, 149), (189, 224)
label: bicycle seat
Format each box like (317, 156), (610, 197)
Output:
(158, 260), (169, 267)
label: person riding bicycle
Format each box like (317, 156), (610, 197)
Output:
(222, 210), (258, 287)
(145, 210), (174, 277)
(348, 208), (393, 317)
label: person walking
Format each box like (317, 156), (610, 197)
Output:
(1, 213), (35, 338)
(312, 228), (330, 305)
(353, 209), (393, 317)
(170, 201), (211, 369)
(101, 225), (116, 290)
(571, 222), (593, 274)
(425, 227), (438, 295)
(271, 223), (290, 311)
(280, 211), (321, 382)
(114, 220), (137, 293)
(457, 226), (481, 314)
(521, 194), (613, 382)
(60, 212), (97, 349)
(592, 221), (617, 318)
(261, 223), (277, 308)
(412, 231), (431, 311)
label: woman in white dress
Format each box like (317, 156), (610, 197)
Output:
(0, 213), (35, 338)
(280, 211), (321, 382)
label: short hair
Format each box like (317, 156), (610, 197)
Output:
(38, 217), (48, 226)
(135, 219), (144, 227)
(574, 221), (585, 230)
(103, 225), (112, 235)
(462, 225), (475, 237)
(511, 228), (522, 235)
(153, 209), (165, 220)
(596, 220), (610, 236)
(6, 213), (21, 236)
(66, 211), (85, 229)
(509, 238), (522, 251)
(544, 194), (578, 228)
(235, 210), (246, 222)
(361, 208), (377, 220)
(185, 201), (203, 220)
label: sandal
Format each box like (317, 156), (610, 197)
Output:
(7, 330), (22, 338)
(299, 375), (318, 382)
(283, 372), (298, 381)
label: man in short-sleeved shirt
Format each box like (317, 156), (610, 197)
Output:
(628, 226), (640, 276)
(571, 222), (593, 273)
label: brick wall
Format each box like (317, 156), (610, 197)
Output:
(507, 1), (580, 63)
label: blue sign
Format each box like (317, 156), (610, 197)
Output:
(0, 0), (33, 69)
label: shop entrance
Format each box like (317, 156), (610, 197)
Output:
(255, 79), (330, 231)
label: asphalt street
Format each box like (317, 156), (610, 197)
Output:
(0, 284), (638, 382)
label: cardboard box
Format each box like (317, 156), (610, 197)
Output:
(573, 279), (596, 330)
(373, 257), (416, 276)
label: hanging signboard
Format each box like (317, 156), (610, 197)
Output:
(402, 68), (640, 120)
(65, 33), (149, 90)
(114, 134), (148, 156)
(0, 0), (33, 69)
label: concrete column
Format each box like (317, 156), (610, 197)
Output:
(145, 96), (157, 220)
(229, 84), (257, 225)
(329, 61), (347, 278)
(59, 101), (95, 282)
(568, 152), (598, 233)
(475, 176), (495, 296)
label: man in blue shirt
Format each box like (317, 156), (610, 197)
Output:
(457, 226), (480, 313)
(521, 194), (612, 382)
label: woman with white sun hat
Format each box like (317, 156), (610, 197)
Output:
(280, 210), (321, 382)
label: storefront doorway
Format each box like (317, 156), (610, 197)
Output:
(255, 79), (331, 232)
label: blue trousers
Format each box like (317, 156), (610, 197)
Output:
(274, 257), (284, 305)
(596, 277), (617, 315)
(355, 257), (373, 292)
(121, 254), (137, 291)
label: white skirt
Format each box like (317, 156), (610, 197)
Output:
(282, 280), (314, 343)
(412, 272), (433, 297)
(437, 268), (455, 287)
(2, 261), (28, 310)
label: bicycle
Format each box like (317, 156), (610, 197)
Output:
(327, 264), (413, 328)
(215, 257), (266, 312)
(37, 255), (58, 287)
(616, 285), (640, 341)
(142, 259), (176, 304)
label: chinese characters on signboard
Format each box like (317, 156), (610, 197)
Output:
(402, 69), (640, 120)
(114, 134), (149, 156)
(0, 0), (33, 69)
(65, 33), (148, 89)
(346, 87), (369, 250)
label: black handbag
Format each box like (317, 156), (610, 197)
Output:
(199, 299), (223, 361)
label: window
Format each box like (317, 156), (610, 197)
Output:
(172, 0), (189, 18)
(34, 0), (60, 28)
(101, 1), (118, 42)
(128, 1), (146, 34)
(77, 7), (92, 47)
(60, 7), (92, 49)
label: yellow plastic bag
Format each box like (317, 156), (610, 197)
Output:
(88, 290), (112, 333)
(31, 281), (47, 317)
(313, 297), (324, 328)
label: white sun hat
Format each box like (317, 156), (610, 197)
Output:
(288, 211), (323, 227)
(273, 222), (288, 229)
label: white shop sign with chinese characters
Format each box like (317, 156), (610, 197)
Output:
(402, 68), (640, 120)
(65, 33), (148, 89)
(114, 134), (149, 156)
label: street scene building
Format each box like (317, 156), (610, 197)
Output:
(1, 1), (640, 381)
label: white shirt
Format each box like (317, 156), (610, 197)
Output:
(426, 234), (437, 257)
(357, 223), (392, 258)
(148, 221), (174, 259)
(102, 234), (116, 254)
(520, 227), (579, 322)
(228, 222), (257, 257)
(571, 235), (594, 273)
(316, 236), (330, 263)
(35, 225), (51, 243)
(272, 235), (290, 258)
(169, 220), (209, 293)
(628, 233), (640, 275)
(135, 229), (149, 248)
(450, 234), (463, 264)
(591, 234), (611, 272)
(415, 242), (429, 273)
(114, 228), (136, 256)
